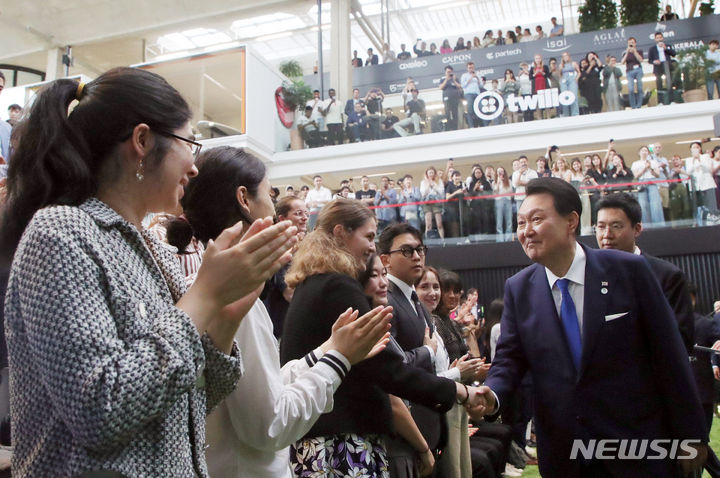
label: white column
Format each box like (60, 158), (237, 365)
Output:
(330, 0), (352, 103)
(45, 48), (65, 81)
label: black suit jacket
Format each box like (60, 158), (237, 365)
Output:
(647, 43), (676, 74)
(280, 273), (456, 439)
(641, 253), (694, 354)
(387, 280), (447, 450)
(692, 313), (720, 405)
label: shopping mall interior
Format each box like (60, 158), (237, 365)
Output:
(2, 0), (720, 310)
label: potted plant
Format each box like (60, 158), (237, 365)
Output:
(275, 60), (314, 149)
(699, 0), (715, 16)
(673, 46), (713, 102)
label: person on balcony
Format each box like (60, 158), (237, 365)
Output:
(621, 37), (644, 109)
(549, 17), (564, 37)
(602, 56), (623, 112)
(439, 66), (463, 131)
(413, 39), (432, 57)
(461, 62), (484, 128)
(397, 43), (412, 60)
(365, 47), (379, 66)
(393, 88), (426, 137)
(648, 31), (675, 105)
(560, 52), (580, 117)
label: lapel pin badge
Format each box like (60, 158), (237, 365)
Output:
(601, 281), (608, 286)
(601, 287), (608, 295)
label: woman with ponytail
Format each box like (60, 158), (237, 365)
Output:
(173, 146), (392, 478)
(0, 67), (299, 477)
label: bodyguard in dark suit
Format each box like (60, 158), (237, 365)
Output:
(378, 223), (445, 453)
(647, 31), (676, 104)
(687, 284), (720, 478)
(479, 178), (707, 478)
(595, 193), (694, 353)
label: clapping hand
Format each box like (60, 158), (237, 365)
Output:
(452, 354), (490, 382)
(322, 306), (393, 364)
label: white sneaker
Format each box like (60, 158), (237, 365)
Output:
(504, 463), (522, 477)
(525, 445), (537, 458)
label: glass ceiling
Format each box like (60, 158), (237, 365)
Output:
(148, 0), (694, 66)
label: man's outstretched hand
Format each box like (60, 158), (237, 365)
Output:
(465, 385), (497, 421)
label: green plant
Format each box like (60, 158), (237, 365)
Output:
(619, 0), (659, 26)
(278, 60), (304, 79)
(699, 0), (715, 15)
(578, 0), (619, 32)
(673, 46), (713, 91)
(281, 79), (314, 111)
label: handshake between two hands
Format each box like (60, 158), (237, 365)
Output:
(462, 384), (497, 420)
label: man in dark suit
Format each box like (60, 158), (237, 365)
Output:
(647, 31), (676, 104)
(595, 192), (694, 354)
(365, 47), (379, 66)
(478, 178), (707, 478)
(687, 284), (720, 477)
(378, 223), (444, 454)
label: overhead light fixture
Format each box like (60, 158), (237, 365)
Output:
(675, 137), (719, 144)
(255, 31), (293, 42)
(429, 1), (469, 11)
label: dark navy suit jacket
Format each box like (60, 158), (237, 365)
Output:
(485, 245), (706, 478)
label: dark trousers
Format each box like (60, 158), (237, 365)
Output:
(444, 99), (459, 130)
(326, 123), (343, 144)
(367, 115), (381, 140)
(465, 93), (479, 127)
(655, 62), (672, 104)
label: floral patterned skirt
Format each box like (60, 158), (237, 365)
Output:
(290, 433), (390, 477)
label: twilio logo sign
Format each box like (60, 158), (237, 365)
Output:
(473, 88), (576, 120)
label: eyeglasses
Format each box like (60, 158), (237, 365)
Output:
(595, 223), (626, 233)
(158, 131), (202, 160)
(292, 210), (309, 218)
(388, 245), (428, 258)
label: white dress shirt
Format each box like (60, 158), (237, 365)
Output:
(305, 186), (332, 211)
(205, 299), (350, 478)
(388, 273), (436, 363)
(544, 242), (586, 336)
(685, 154), (717, 192)
(492, 243), (587, 412)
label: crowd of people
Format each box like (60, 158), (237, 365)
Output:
(281, 140), (720, 243)
(0, 62), (720, 478)
(353, 16), (568, 67)
(298, 11), (720, 149)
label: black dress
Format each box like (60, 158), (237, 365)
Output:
(280, 273), (457, 477)
(580, 64), (603, 114)
(468, 177), (494, 235)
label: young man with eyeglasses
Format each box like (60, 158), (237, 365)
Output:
(594, 192), (694, 354)
(378, 223), (446, 455)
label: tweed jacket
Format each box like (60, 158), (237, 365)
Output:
(5, 198), (243, 478)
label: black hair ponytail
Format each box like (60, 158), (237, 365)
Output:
(0, 67), (192, 266)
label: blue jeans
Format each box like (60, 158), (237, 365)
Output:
(495, 197), (513, 241)
(464, 93), (479, 127)
(637, 184), (665, 226)
(707, 75), (720, 100)
(560, 73), (579, 116)
(626, 67), (644, 109)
